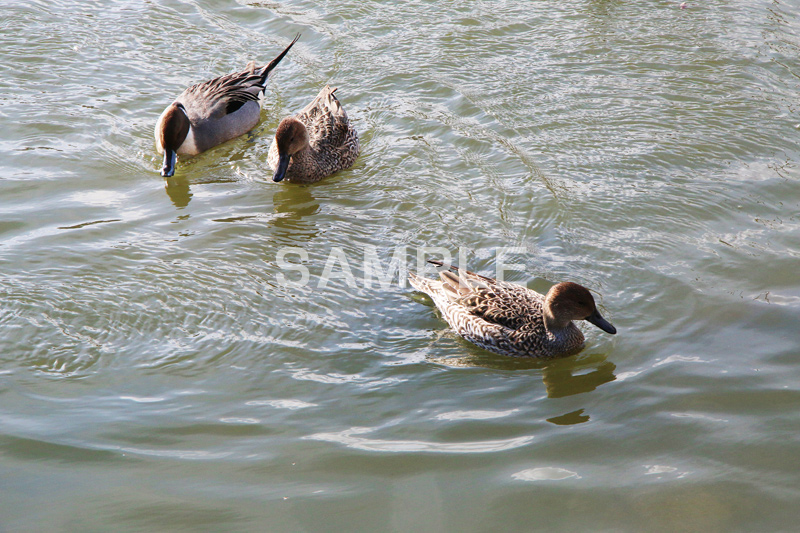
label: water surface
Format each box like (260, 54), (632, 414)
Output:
(2, 0), (800, 530)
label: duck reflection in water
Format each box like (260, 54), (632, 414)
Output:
(163, 175), (192, 208)
(162, 172), (238, 208)
(161, 170), (321, 243)
(429, 349), (616, 402)
(540, 352), (617, 399)
(271, 185), (321, 245)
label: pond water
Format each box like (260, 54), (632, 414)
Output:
(2, 0), (799, 530)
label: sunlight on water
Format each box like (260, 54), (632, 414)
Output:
(1, 0), (799, 530)
(512, 467), (581, 482)
(305, 427), (535, 453)
(434, 409), (519, 421)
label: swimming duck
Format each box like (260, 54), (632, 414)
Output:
(154, 35), (299, 177)
(409, 261), (616, 358)
(268, 85), (359, 183)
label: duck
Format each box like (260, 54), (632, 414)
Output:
(408, 260), (616, 358)
(268, 85), (359, 183)
(154, 34), (299, 177)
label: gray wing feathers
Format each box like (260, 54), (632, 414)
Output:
(179, 34), (299, 120)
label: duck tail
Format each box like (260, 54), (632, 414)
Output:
(427, 259), (452, 271)
(427, 259), (492, 288)
(428, 259), (468, 276)
(258, 33), (300, 86)
(408, 271), (435, 294)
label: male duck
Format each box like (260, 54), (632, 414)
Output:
(268, 85), (359, 183)
(154, 35), (299, 177)
(409, 261), (616, 358)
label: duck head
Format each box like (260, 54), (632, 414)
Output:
(544, 282), (616, 334)
(272, 117), (310, 182)
(157, 102), (190, 177)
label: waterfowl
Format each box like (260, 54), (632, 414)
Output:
(154, 35), (299, 177)
(409, 261), (616, 358)
(268, 85), (359, 183)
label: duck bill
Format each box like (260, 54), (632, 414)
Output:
(272, 153), (290, 182)
(586, 309), (616, 335)
(161, 149), (177, 177)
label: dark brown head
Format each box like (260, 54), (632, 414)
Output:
(157, 102), (190, 177)
(544, 282), (616, 334)
(272, 117), (310, 182)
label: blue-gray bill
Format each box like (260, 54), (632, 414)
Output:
(272, 153), (290, 182)
(161, 150), (177, 177)
(585, 309), (616, 334)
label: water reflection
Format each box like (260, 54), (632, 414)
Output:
(271, 185), (321, 245)
(541, 354), (617, 399)
(163, 174), (241, 208)
(305, 426), (534, 454)
(163, 176), (192, 208)
(546, 409), (591, 426)
(512, 467), (581, 481)
(435, 409), (518, 421)
(430, 349), (617, 399)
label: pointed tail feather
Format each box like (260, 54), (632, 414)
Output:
(258, 33), (300, 86)
(427, 259), (494, 286)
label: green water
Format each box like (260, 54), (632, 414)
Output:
(2, 0), (800, 531)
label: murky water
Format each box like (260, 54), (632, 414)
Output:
(2, 0), (800, 530)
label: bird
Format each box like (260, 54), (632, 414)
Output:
(409, 260), (616, 358)
(154, 34), (299, 177)
(268, 85), (359, 184)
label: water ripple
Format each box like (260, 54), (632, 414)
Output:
(434, 409), (519, 421)
(1, 0), (800, 528)
(305, 427), (534, 454)
(512, 467), (581, 482)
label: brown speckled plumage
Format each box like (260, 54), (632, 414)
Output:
(268, 85), (359, 184)
(409, 261), (616, 358)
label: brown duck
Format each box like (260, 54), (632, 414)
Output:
(268, 85), (359, 184)
(409, 261), (616, 358)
